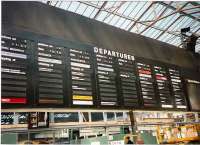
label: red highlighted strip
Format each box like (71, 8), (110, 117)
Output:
(1, 97), (27, 104)
(139, 69), (151, 75)
(156, 75), (167, 80)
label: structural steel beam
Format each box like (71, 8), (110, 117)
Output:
(188, 11), (200, 15)
(116, 2), (133, 27)
(108, 2), (126, 24)
(139, 2), (173, 35)
(79, 1), (142, 22)
(158, 2), (200, 23)
(140, 2), (198, 36)
(195, 28), (200, 33)
(93, 1), (107, 19)
(58, 1), (63, 7)
(189, 2), (200, 7)
(54, 1), (59, 6)
(155, 3), (189, 40)
(103, 2), (124, 22)
(79, 1), (172, 33)
(77, 1), (197, 38)
(128, 2), (155, 31)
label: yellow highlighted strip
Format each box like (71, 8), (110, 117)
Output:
(73, 95), (93, 100)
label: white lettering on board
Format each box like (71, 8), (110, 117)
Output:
(94, 47), (135, 61)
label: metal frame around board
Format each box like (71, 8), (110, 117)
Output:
(1, 29), (195, 111)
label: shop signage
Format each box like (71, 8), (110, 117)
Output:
(54, 113), (79, 123)
(94, 47), (135, 61)
(110, 140), (124, 145)
(28, 112), (49, 129)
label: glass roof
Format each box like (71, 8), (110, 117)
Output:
(41, 1), (200, 53)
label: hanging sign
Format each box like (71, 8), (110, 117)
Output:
(28, 112), (49, 129)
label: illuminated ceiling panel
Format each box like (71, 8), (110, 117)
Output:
(41, 1), (200, 53)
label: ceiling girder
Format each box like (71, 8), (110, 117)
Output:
(158, 2), (200, 23)
(44, 1), (200, 50)
(127, 2), (155, 32)
(139, 2), (173, 35)
(93, 1), (108, 19)
(79, 1), (175, 34)
(155, 2), (189, 40)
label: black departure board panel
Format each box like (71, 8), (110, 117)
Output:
(70, 48), (93, 105)
(1, 35), (28, 104)
(169, 69), (187, 109)
(1, 33), (191, 110)
(96, 54), (118, 106)
(154, 66), (173, 108)
(137, 63), (157, 108)
(118, 59), (139, 107)
(37, 43), (64, 104)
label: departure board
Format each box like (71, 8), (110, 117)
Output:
(96, 54), (118, 106)
(137, 63), (157, 108)
(154, 66), (173, 108)
(118, 59), (139, 107)
(70, 48), (93, 105)
(1, 33), (191, 110)
(169, 69), (187, 109)
(37, 43), (64, 104)
(1, 35), (28, 104)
